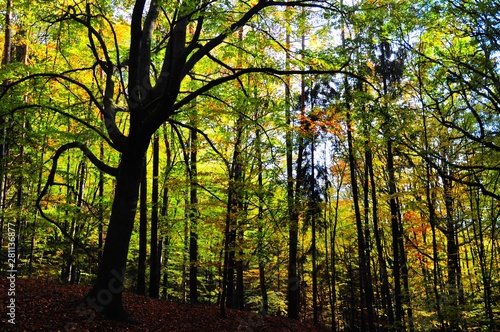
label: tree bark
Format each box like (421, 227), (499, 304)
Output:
(366, 142), (394, 326)
(311, 139), (318, 326)
(347, 112), (375, 332)
(284, 5), (300, 319)
(387, 139), (403, 331)
(149, 133), (160, 298)
(2, 0), (12, 66)
(442, 162), (461, 331)
(136, 162), (148, 295)
(255, 128), (269, 314)
(161, 126), (172, 300)
(85, 150), (145, 320)
(189, 125), (199, 304)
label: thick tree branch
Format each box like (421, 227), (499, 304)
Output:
(129, 0), (147, 110)
(140, 0), (160, 91)
(48, 142), (118, 178)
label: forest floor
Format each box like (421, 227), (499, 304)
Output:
(1, 277), (326, 331)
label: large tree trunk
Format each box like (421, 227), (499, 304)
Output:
(85, 150), (145, 320)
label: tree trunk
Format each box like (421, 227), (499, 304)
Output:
(399, 214), (415, 332)
(189, 125), (199, 304)
(182, 186), (190, 302)
(85, 151), (145, 320)
(329, 162), (344, 331)
(0, 0), (12, 259)
(311, 139), (318, 326)
(366, 142), (394, 326)
(256, 129), (268, 314)
(469, 186), (494, 329)
(161, 125), (172, 300)
(387, 138), (403, 330)
(221, 114), (245, 313)
(422, 112), (445, 330)
(347, 112), (375, 332)
(2, 0), (12, 66)
(136, 162), (148, 295)
(29, 141), (46, 276)
(284, 7), (300, 319)
(149, 133), (160, 298)
(98, 142), (105, 264)
(236, 227), (245, 310)
(442, 166), (461, 331)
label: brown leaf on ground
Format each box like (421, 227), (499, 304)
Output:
(1, 278), (325, 331)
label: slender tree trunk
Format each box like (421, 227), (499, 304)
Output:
(70, 160), (86, 284)
(182, 185), (190, 303)
(256, 128), (268, 314)
(221, 114), (245, 313)
(284, 4), (300, 320)
(161, 125), (172, 300)
(311, 139), (318, 326)
(14, 111), (26, 275)
(397, 199), (414, 332)
(221, 186), (236, 314)
(421, 113), (445, 330)
(189, 125), (199, 304)
(469, 186), (494, 328)
(442, 165), (461, 331)
(0, 124), (6, 262)
(366, 142), (394, 327)
(347, 112), (375, 332)
(149, 133), (160, 298)
(136, 162), (148, 295)
(387, 139), (403, 331)
(29, 136), (47, 276)
(98, 142), (105, 264)
(0, 0), (12, 261)
(14, 145), (23, 274)
(330, 163), (344, 331)
(2, 0), (12, 66)
(235, 227), (244, 310)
